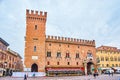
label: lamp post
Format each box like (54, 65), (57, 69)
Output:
(4, 62), (7, 76)
(96, 58), (101, 74)
(0, 61), (2, 67)
(14, 62), (16, 72)
(83, 59), (87, 75)
(82, 50), (87, 75)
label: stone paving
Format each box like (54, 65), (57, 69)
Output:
(0, 74), (120, 80)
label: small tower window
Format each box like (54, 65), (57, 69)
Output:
(76, 62), (79, 65)
(35, 25), (37, 30)
(47, 61), (50, 65)
(68, 45), (69, 48)
(67, 62), (70, 65)
(59, 44), (61, 47)
(57, 62), (59, 65)
(34, 46), (36, 52)
(49, 43), (51, 46)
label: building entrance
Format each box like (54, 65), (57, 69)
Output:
(31, 63), (38, 72)
(87, 62), (93, 74)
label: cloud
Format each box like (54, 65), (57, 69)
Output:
(0, 0), (120, 58)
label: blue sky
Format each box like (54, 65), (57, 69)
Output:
(0, 0), (120, 59)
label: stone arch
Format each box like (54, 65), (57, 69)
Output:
(87, 62), (94, 74)
(31, 63), (38, 72)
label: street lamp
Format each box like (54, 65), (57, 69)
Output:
(82, 50), (87, 75)
(96, 57), (101, 74)
(4, 62), (7, 76)
(14, 62), (16, 72)
(83, 59), (87, 75)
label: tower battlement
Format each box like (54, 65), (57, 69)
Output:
(26, 9), (47, 17)
(46, 35), (95, 46)
(26, 9), (47, 22)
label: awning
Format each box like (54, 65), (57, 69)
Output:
(98, 68), (102, 70)
(46, 68), (83, 72)
(101, 68), (111, 70)
(0, 68), (6, 71)
(112, 67), (120, 70)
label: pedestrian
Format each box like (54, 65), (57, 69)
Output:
(9, 71), (13, 77)
(108, 71), (110, 76)
(93, 72), (96, 78)
(24, 74), (27, 80)
(33, 73), (35, 78)
(111, 72), (113, 76)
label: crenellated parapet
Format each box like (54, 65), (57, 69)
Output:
(26, 9), (47, 22)
(46, 35), (95, 46)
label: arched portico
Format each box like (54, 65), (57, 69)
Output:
(31, 63), (38, 72)
(87, 62), (94, 74)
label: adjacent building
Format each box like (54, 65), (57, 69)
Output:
(24, 9), (96, 76)
(0, 38), (23, 76)
(96, 46), (120, 70)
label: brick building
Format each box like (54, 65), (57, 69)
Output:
(24, 9), (96, 76)
(0, 38), (23, 76)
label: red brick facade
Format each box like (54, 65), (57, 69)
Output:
(24, 9), (96, 75)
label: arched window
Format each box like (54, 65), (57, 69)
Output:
(118, 57), (120, 61)
(67, 62), (70, 65)
(105, 57), (109, 61)
(76, 62), (79, 65)
(57, 52), (61, 58)
(57, 62), (59, 65)
(87, 53), (92, 57)
(97, 57), (100, 63)
(34, 46), (36, 52)
(114, 57), (117, 61)
(101, 57), (104, 61)
(102, 64), (104, 67)
(47, 61), (50, 65)
(35, 25), (37, 30)
(110, 57), (113, 61)
(106, 64), (109, 67)
(76, 53), (79, 58)
(66, 52), (70, 58)
(87, 50), (93, 58)
(47, 51), (51, 57)
(112, 64), (114, 67)
(116, 64), (118, 67)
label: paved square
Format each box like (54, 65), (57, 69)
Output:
(0, 74), (120, 80)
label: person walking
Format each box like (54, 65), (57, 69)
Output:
(93, 72), (96, 79)
(24, 74), (27, 80)
(108, 71), (110, 76)
(111, 72), (113, 76)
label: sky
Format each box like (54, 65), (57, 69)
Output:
(0, 0), (120, 59)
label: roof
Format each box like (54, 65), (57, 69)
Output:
(7, 48), (22, 59)
(97, 45), (120, 52)
(0, 38), (9, 46)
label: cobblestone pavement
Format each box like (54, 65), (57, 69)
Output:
(0, 74), (120, 80)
